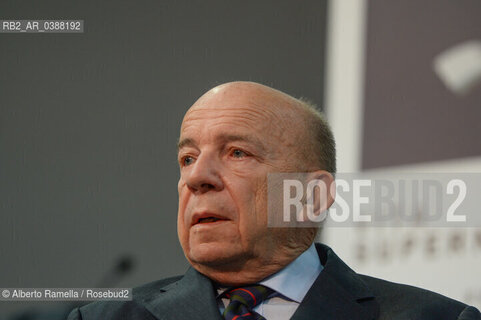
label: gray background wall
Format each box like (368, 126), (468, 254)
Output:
(0, 0), (328, 317)
(362, 0), (481, 169)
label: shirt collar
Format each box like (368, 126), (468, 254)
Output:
(260, 243), (323, 303)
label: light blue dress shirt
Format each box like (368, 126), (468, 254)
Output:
(218, 243), (323, 319)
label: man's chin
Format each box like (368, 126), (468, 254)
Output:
(187, 243), (245, 268)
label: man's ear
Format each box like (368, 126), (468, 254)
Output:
(304, 170), (336, 218)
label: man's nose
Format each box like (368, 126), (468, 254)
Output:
(184, 153), (223, 193)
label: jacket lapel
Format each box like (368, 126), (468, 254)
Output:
(291, 244), (379, 320)
(141, 267), (223, 320)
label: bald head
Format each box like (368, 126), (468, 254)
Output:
(191, 81), (302, 112)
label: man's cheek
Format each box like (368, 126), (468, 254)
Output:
(177, 178), (187, 196)
(183, 201), (196, 226)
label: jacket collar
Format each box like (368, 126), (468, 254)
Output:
(141, 267), (223, 320)
(290, 243), (379, 320)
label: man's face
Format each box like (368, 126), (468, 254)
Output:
(177, 99), (303, 271)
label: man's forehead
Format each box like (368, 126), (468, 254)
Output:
(183, 103), (278, 122)
(180, 105), (279, 136)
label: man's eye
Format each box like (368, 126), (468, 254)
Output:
(231, 149), (247, 158)
(182, 156), (194, 166)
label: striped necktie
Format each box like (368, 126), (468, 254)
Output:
(222, 285), (275, 320)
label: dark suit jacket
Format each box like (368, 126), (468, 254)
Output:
(67, 243), (480, 319)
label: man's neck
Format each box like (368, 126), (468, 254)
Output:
(192, 245), (311, 286)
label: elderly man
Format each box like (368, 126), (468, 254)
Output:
(68, 82), (480, 320)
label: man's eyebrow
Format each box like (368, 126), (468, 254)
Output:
(219, 134), (266, 152)
(177, 134), (266, 152)
(177, 138), (195, 151)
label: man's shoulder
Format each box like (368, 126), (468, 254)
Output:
(357, 274), (480, 319)
(316, 243), (480, 319)
(67, 275), (183, 320)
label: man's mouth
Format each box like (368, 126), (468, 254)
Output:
(192, 213), (229, 225)
(198, 217), (222, 223)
